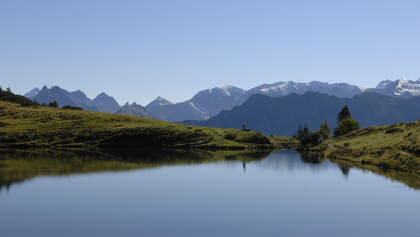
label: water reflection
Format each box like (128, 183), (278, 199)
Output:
(0, 149), (419, 192)
(252, 150), (333, 172)
(0, 149), (270, 192)
(1, 149), (419, 237)
(338, 165), (350, 178)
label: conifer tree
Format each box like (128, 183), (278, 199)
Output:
(337, 105), (351, 123)
(334, 106), (360, 137)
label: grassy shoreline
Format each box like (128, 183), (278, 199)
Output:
(303, 121), (420, 183)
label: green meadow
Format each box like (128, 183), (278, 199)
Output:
(0, 101), (275, 150)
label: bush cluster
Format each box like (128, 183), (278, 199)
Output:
(294, 105), (360, 147)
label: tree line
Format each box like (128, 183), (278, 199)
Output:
(0, 87), (39, 106)
(293, 105), (360, 147)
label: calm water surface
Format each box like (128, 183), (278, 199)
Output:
(0, 150), (419, 237)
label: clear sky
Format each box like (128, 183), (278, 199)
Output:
(1, 0), (420, 105)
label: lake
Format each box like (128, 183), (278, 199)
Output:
(0, 150), (419, 237)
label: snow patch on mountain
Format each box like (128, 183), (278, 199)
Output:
(188, 101), (205, 114)
(218, 84), (235, 96)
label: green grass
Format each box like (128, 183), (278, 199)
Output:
(0, 101), (272, 150)
(268, 135), (299, 149)
(322, 121), (420, 176)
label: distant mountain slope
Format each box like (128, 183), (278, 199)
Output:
(148, 82), (368, 122)
(92, 93), (121, 113)
(186, 92), (420, 136)
(190, 85), (246, 116)
(116, 103), (152, 118)
(146, 100), (207, 121)
(146, 85), (245, 122)
(24, 88), (40, 98)
(34, 86), (84, 108)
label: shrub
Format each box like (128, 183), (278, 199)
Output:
(48, 101), (59, 108)
(235, 131), (270, 144)
(224, 133), (237, 141)
(300, 132), (323, 146)
(385, 127), (403, 134)
(62, 105), (83, 110)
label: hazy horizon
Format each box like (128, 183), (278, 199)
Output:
(2, 0), (420, 104)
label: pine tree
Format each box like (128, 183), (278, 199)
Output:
(337, 105), (351, 123)
(334, 105), (360, 137)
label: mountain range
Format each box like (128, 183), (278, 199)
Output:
(185, 92), (420, 136)
(116, 103), (151, 117)
(25, 86), (152, 117)
(24, 78), (420, 122)
(145, 85), (246, 121)
(143, 78), (420, 121)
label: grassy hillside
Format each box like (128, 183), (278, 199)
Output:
(323, 121), (420, 176)
(0, 101), (271, 150)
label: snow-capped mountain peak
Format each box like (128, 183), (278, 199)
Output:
(217, 84), (233, 96)
(373, 78), (420, 98)
(395, 78), (420, 96)
(207, 84), (245, 97)
(245, 80), (363, 99)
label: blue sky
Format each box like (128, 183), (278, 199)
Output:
(1, 0), (420, 105)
